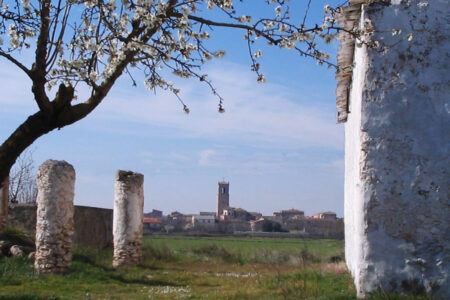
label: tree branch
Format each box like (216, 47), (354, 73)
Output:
(171, 12), (282, 45)
(31, 0), (53, 115)
(0, 51), (32, 78)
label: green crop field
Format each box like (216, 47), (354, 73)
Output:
(0, 235), (433, 299)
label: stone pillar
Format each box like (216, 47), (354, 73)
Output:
(35, 160), (75, 274)
(339, 1), (449, 298)
(0, 176), (9, 231)
(113, 170), (144, 267)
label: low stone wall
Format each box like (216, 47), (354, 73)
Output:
(8, 204), (36, 233)
(285, 219), (344, 239)
(73, 206), (113, 249)
(8, 204), (112, 249)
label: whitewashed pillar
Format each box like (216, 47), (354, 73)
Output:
(35, 160), (75, 274)
(113, 170), (144, 267)
(0, 176), (9, 231)
(339, 1), (449, 298)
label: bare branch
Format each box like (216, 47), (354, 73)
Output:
(0, 51), (32, 78)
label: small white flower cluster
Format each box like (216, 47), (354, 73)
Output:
(8, 24), (20, 48)
(238, 15), (252, 24)
(21, 0), (30, 12)
(257, 74), (266, 83)
(214, 272), (256, 277)
(253, 50), (262, 58)
(148, 285), (191, 297)
(6, 22), (36, 49)
(219, 0), (233, 10)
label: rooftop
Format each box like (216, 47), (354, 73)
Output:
(143, 217), (162, 224)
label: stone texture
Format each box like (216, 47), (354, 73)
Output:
(73, 205), (113, 249)
(28, 251), (35, 261)
(8, 204), (113, 250)
(113, 170), (144, 267)
(343, 1), (449, 298)
(217, 181), (229, 217)
(10, 245), (24, 257)
(0, 176), (9, 231)
(0, 240), (11, 255)
(35, 160), (75, 274)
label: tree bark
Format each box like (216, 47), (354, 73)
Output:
(0, 111), (54, 184)
(0, 111), (57, 230)
(0, 176), (9, 231)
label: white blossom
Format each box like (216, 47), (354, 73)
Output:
(85, 0), (96, 8)
(253, 50), (263, 58)
(257, 74), (266, 83)
(89, 71), (99, 82)
(213, 51), (226, 58)
(8, 24), (20, 48)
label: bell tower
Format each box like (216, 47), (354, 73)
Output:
(217, 181), (229, 217)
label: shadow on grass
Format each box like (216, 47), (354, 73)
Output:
(108, 273), (183, 286)
(71, 253), (182, 287)
(71, 253), (113, 272)
(0, 296), (59, 300)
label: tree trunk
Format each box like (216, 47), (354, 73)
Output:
(0, 112), (54, 181)
(0, 176), (8, 231)
(0, 111), (55, 230)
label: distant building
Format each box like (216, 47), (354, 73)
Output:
(170, 211), (183, 218)
(217, 181), (229, 217)
(192, 215), (215, 228)
(250, 218), (265, 232)
(143, 217), (162, 232)
(262, 215), (283, 223)
(145, 209), (163, 218)
(274, 209), (304, 221)
(222, 207), (254, 221)
(249, 212), (262, 219)
(200, 211), (216, 216)
(312, 212), (337, 220)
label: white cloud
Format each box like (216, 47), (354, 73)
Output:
(94, 61), (343, 150)
(0, 60), (343, 151)
(199, 149), (217, 166)
(138, 150), (192, 166)
(167, 151), (191, 163)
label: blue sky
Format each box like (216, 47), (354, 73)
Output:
(0, 0), (344, 216)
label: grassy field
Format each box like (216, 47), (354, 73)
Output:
(0, 235), (433, 299)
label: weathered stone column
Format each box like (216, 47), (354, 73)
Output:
(0, 176), (9, 231)
(113, 170), (144, 267)
(338, 1), (449, 298)
(35, 160), (75, 274)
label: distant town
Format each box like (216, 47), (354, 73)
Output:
(143, 181), (344, 238)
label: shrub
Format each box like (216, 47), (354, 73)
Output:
(142, 243), (175, 262)
(191, 244), (244, 264)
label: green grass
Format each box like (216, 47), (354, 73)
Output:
(142, 236), (344, 264)
(0, 235), (434, 299)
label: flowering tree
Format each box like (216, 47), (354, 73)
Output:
(0, 0), (344, 226)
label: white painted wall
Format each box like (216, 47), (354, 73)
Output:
(344, 1), (449, 298)
(344, 5), (368, 288)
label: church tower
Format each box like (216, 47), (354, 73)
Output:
(217, 181), (229, 217)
